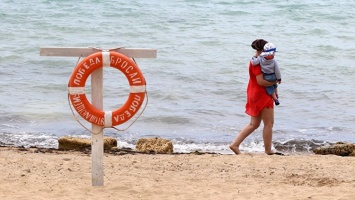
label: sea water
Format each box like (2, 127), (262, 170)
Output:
(0, 0), (354, 154)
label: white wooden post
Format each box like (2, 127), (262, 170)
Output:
(40, 47), (156, 186)
(91, 67), (104, 186)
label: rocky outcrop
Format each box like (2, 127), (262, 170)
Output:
(313, 142), (355, 156)
(58, 137), (117, 151)
(136, 137), (173, 154)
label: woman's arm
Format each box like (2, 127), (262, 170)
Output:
(256, 74), (277, 87)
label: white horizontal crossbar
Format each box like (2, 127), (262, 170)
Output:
(39, 47), (157, 58)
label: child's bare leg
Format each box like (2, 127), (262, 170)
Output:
(272, 92), (280, 105)
(275, 88), (279, 98)
(271, 93), (277, 100)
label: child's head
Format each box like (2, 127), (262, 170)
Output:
(261, 43), (276, 57)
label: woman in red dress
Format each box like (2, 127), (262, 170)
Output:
(230, 39), (279, 155)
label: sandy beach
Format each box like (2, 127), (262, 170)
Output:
(0, 146), (354, 200)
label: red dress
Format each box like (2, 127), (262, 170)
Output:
(245, 61), (274, 116)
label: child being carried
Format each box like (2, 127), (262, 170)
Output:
(251, 42), (281, 106)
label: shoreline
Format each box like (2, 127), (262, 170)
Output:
(1, 145), (354, 200)
(0, 139), (323, 155)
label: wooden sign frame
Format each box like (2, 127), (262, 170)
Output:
(40, 47), (157, 186)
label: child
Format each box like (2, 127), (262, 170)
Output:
(251, 42), (281, 105)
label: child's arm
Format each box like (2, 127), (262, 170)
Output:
(274, 60), (281, 83)
(251, 56), (261, 66)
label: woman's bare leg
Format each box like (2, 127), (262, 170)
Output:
(230, 115), (261, 155)
(260, 108), (274, 154)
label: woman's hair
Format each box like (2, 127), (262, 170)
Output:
(251, 39), (268, 51)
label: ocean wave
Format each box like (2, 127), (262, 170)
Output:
(273, 139), (334, 153)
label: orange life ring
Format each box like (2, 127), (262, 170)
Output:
(68, 51), (146, 127)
